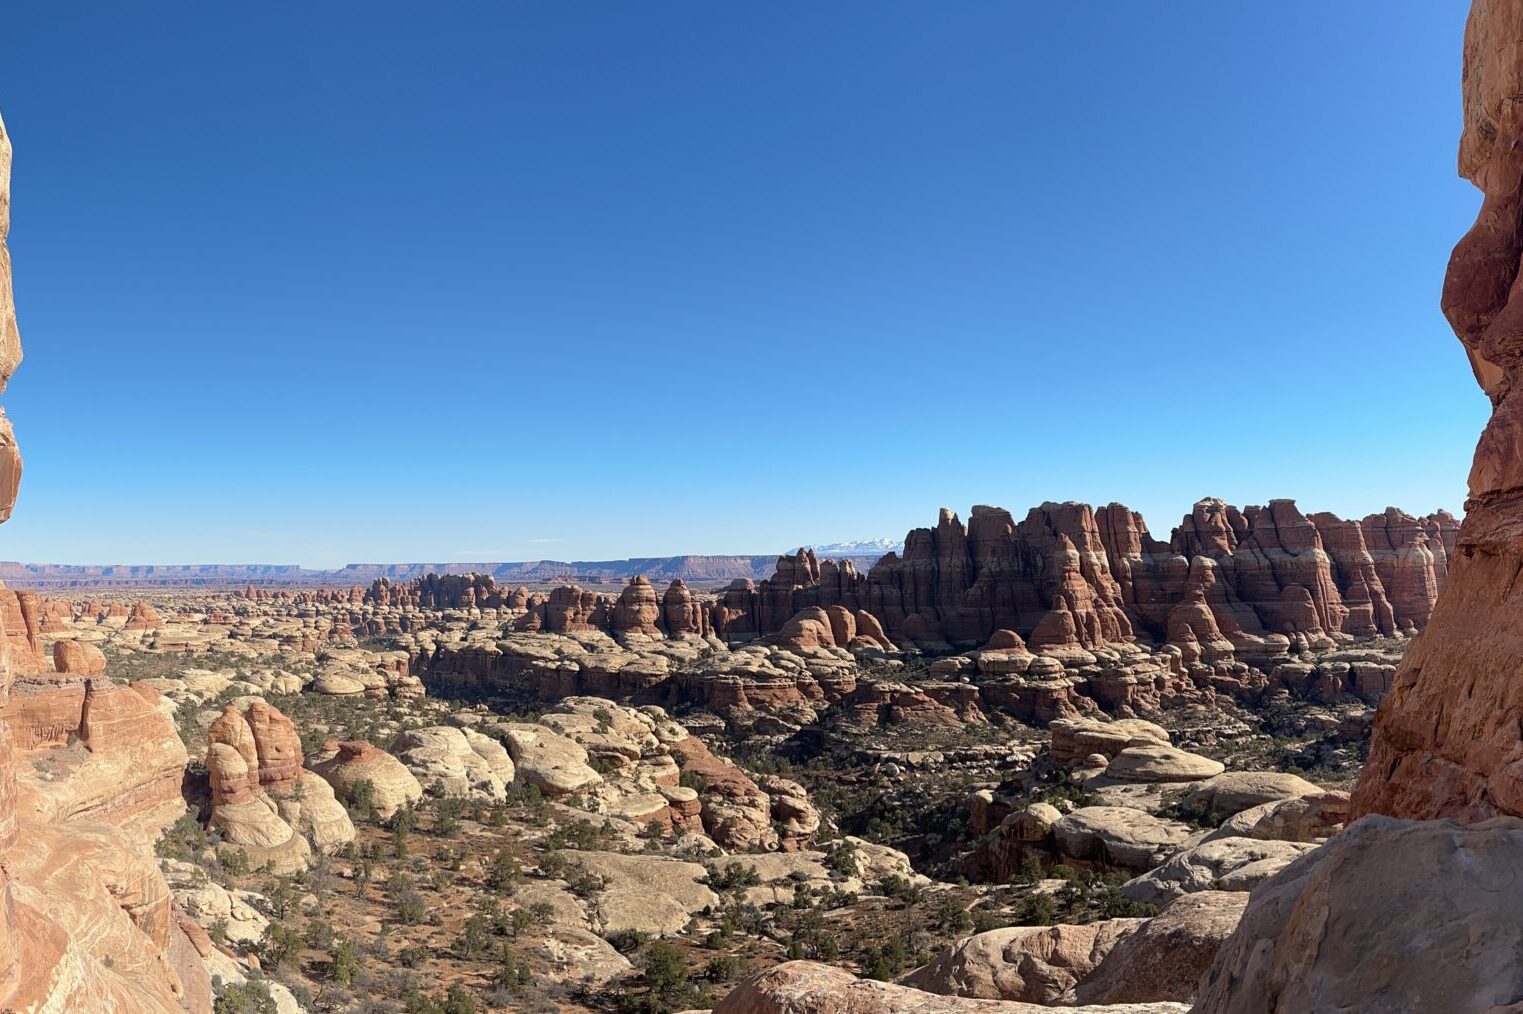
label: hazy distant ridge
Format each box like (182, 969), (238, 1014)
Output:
(0, 549), (893, 589)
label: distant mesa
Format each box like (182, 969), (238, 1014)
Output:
(0, 551), (888, 589)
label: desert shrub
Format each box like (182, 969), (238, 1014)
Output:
(259, 922), (304, 971)
(457, 914), (493, 959)
(880, 874), (925, 904)
(823, 840), (859, 876)
(709, 863), (761, 891)
(214, 978), (277, 1014)
(442, 984), (478, 1014)
(706, 954), (744, 982)
(330, 938), (359, 985)
(972, 908), (1003, 932)
(493, 944), (532, 990)
(486, 847), (522, 891)
(860, 935), (908, 981)
(1015, 891), (1058, 926)
(607, 929), (651, 954)
(346, 779), (379, 822)
(619, 940), (706, 1014)
(218, 848), (252, 876)
(1008, 850), (1045, 885)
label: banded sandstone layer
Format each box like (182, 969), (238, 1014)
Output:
(0, 111), (204, 1011)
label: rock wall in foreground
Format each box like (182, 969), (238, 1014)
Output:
(0, 109), (204, 1011)
(1353, 0), (1523, 821)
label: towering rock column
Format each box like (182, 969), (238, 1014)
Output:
(1353, 0), (1523, 820)
(0, 108), (24, 1000)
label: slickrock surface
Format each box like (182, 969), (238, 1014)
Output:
(902, 892), (1246, 1007)
(311, 739), (423, 818)
(713, 960), (1190, 1013)
(1051, 807), (1193, 872)
(1120, 837), (1317, 907)
(900, 920), (1142, 1003)
(392, 724), (515, 801)
(1073, 892), (1247, 1006)
(1354, 0), (1523, 822)
(1197, 815), (1523, 1012)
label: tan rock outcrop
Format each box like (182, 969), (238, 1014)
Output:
(713, 960), (1190, 1013)
(206, 701), (351, 868)
(123, 600), (163, 631)
(1074, 892), (1247, 1006)
(312, 740), (423, 818)
(901, 921), (1141, 1003)
(1196, 815), (1523, 1012)
(393, 725), (515, 801)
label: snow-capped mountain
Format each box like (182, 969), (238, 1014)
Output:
(808, 538), (903, 558)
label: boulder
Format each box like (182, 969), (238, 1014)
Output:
(52, 640), (106, 676)
(1050, 718), (1169, 766)
(713, 960), (1190, 1013)
(1052, 807), (1192, 871)
(1197, 815), (1523, 1012)
(901, 921), (1141, 1003)
(1201, 791), (1349, 845)
(1184, 772), (1323, 820)
(1074, 892), (1247, 1006)
(1103, 743), (1224, 783)
(393, 725), (515, 801)
(1120, 837), (1317, 907)
(503, 724), (602, 796)
(278, 770), (356, 854)
(312, 741), (423, 818)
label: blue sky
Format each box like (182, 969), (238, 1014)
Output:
(0, 2), (1485, 566)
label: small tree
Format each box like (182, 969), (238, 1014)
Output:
(330, 938), (358, 985)
(442, 983), (478, 1014)
(485, 848), (521, 892)
(259, 922), (304, 972)
(458, 914), (492, 959)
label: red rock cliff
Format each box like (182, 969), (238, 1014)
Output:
(0, 110), (204, 1011)
(1353, 0), (1523, 820)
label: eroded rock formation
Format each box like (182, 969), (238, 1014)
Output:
(740, 499), (1453, 656)
(1353, 0), (1523, 821)
(0, 109), (204, 1011)
(206, 701), (355, 871)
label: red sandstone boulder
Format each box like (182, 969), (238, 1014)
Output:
(52, 640), (105, 676)
(123, 601), (163, 631)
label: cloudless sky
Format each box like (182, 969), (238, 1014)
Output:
(0, 2), (1486, 566)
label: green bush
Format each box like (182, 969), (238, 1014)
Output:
(258, 922), (304, 972)
(1015, 892), (1058, 926)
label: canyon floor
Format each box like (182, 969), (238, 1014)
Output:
(7, 572), (1405, 1014)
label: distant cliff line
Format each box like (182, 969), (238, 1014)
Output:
(0, 553), (890, 589)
